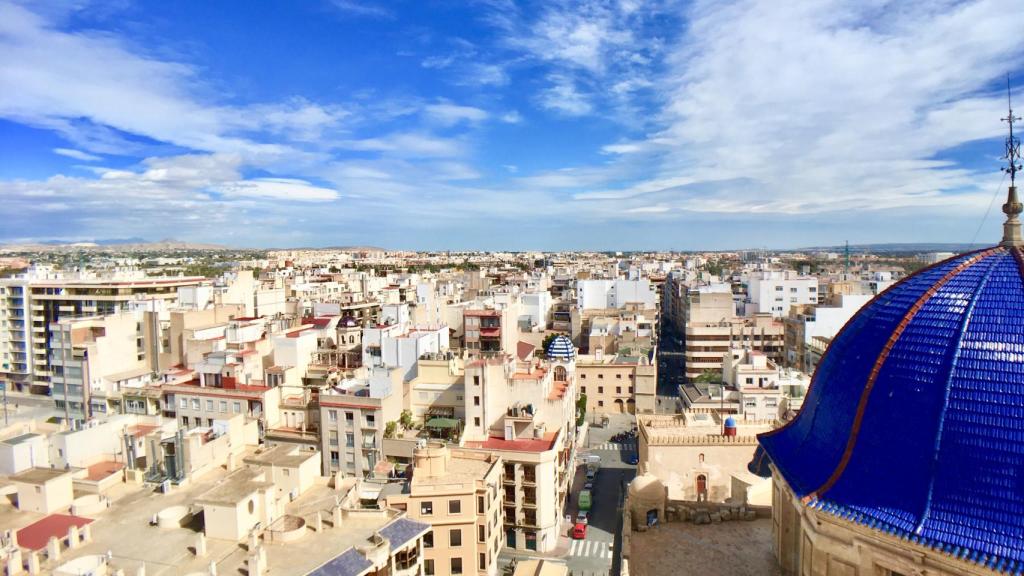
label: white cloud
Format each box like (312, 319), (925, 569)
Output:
(329, 0), (392, 19)
(538, 75), (592, 116)
(213, 178), (339, 201)
(501, 111), (523, 124)
(424, 103), (489, 126)
(53, 148), (101, 161)
(337, 133), (464, 157)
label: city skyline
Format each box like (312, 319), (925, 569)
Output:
(2, 0), (1024, 250)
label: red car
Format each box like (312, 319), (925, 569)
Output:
(572, 522), (587, 539)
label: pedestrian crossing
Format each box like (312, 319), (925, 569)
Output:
(595, 442), (635, 451)
(569, 538), (614, 560)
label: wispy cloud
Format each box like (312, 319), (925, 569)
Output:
(53, 148), (101, 162)
(329, 0), (393, 19)
(424, 103), (489, 126)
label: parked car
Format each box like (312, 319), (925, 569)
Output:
(578, 489), (593, 511)
(576, 510), (589, 524)
(584, 480), (594, 491)
(585, 469), (597, 481)
(627, 454), (639, 466)
(572, 523), (588, 539)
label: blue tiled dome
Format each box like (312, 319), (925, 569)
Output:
(724, 416), (736, 428)
(546, 335), (575, 360)
(758, 246), (1024, 569)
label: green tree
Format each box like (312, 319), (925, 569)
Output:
(694, 370), (721, 384)
(384, 421), (398, 439)
(399, 409), (414, 430)
(576, 393), (588, 427)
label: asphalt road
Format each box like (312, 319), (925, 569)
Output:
(655, 317), (685, 413)
(496, 414), (637, 576)
(565, 414), (637, 576)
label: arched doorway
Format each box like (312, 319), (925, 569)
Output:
(614, 399), (625, 413)
(696, 474), (708, 502)
(554, 366), (567, 382)
(626, 399), (636, 414)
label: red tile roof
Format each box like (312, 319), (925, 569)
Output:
(464, 432), (558, 453)
(516, 341), (536, 361)
(85, 461), (124, 481)
(17, 515), (92, 550)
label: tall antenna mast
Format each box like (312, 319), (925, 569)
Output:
(1001, 76), (1023, 247)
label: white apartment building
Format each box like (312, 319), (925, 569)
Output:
(363, 322), (449, 382)
(576, 279), (657, 312)
(744, 271), (818, 318)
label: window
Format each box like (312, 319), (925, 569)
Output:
(283, 468), (290, 477)
(474, 396), (480, 406)
(598, 386), (604, 394)
(790, 287), (797, 293)
(329, 410), (338, 422)
(478, 525), (485, 542)
(329, 431), (339, 446)
(474, 375), (480, 386)
(179, 398), (187, 409)
(451, 558), (463, 575)
(421, 501), (433, 516)
(616, 373), (622, 379)
(449, 499), (461, 514)
(474, 417), (481, 427)
(598, 400), (604, 407)
(365, 414), (375, 426)
(424, 560), (435, 576)
(423, 531), (434, 548)
(345, 412), (354, 421)
(746, 377), (753, 384)
(330, 451), (339, 466)
(616, 387), (621, 394)
(191, 399), (200, 410)
(233, 401), (241, 414)
(598, 374), (604, 379)
(479, 553), (487, 571)
(477, 496), (484, 514)
(775, 286), (783, 291)
(628, 386), (633, 393)
(450, 528), (462, 547)
(346, 433), (354, 447)
(219, 401), (227, 413)
(580, 373), (586, 379)
(581, 386), (587, 394)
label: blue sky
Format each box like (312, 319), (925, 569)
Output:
(1, 0), (1024, 250)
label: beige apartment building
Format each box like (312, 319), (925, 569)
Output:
(319, 367), (404, 477)
(49, 312), (153, 422)
(0, 266), (205, 393)
(385, 443), (504, 576)
(684, 286), (783, 380)
(576, 351), (657, 415)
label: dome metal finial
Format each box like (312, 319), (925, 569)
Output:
(1001, 76), (1023, 247)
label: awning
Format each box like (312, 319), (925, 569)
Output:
(425, 417), (459, 429)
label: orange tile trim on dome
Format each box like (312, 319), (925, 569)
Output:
(809, 247), (1004, 502)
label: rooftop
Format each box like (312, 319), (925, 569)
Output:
(10, 467), (71, 485)
(464, 431), (559, 453)
(194, 468), (274, 506)
(628, 518), (778, 576)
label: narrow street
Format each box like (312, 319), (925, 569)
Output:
(497, 414), (637, 576)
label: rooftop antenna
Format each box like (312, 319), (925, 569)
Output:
(1001, 75), (1023, 247)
